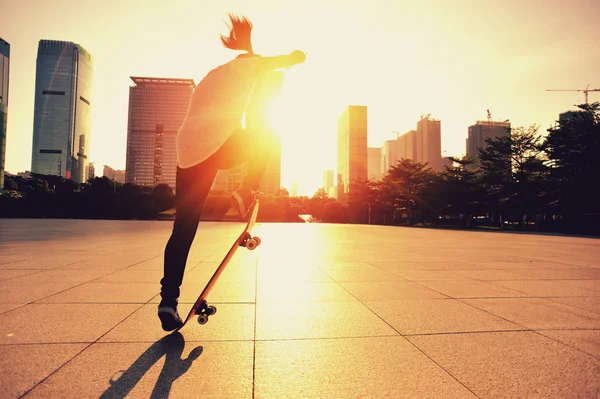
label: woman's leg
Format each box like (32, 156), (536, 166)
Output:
(160, 161), (218, 309)
(212, 127), (277, 190)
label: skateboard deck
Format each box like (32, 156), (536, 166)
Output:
(176, 199), (261, 330)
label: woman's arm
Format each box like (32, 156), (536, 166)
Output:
(258, 50), (306, 71)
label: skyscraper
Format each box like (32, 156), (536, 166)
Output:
(368, 147), (382, 181)
(322, 169), (334, 197)
(0, 38), (9, 189)
(466, 120), (511, 169)
(416, 115), (442, 172)
(125, 77), (195, 190)
(338, 105), (367, 202)
(31, 40), (93, 183)
(398, 129), (417, 161)
(381, 139), (397, 176)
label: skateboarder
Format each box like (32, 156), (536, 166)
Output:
(158, 14), (306, 331)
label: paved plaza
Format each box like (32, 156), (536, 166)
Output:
(0, 218), (599, 398)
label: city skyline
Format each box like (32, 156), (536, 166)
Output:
(1, 0), (599, 195)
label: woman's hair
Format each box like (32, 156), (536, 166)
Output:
(221, 14), (254, 54)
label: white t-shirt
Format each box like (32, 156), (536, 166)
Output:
(176, 57), (261, 168)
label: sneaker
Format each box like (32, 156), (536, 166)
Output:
(158, 305), (183, 331)
(232, 187), (259, 217)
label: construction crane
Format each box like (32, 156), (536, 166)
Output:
(546, 84), (600, 104)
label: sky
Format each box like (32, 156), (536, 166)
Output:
(1, 0), (599, 196)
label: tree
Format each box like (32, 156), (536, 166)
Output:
(3, 175), (18, 191)
(544, 102), (600, 232)
(479, 125), (549, 228)
(439, 156), (482, 226)
(384, 159), (437, 225)
(277, 187), (290, 197)
(153, 183), (175, 211)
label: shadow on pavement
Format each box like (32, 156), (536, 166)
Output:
(99, 332), (203, 399)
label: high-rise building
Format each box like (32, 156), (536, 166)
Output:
(291, 182), (298, 197)
(31, 40), (93, 183)
(416, 115), (442, 172)
(0, 38), (9, 189)
(381, 139), (397, 176)
(398, 129), (417, 161)
(125, 77), (195, 190)
(368, 147), (382, 181)
(382, 130), (417, 176)
(466, 120), (511, 169)
(322, 169), (334, 197)
(87, 162), (95, 180)
(338, 105), (367, 202)
(103, 165), (125, 184)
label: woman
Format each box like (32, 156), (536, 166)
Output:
(159, 14), (306, 331)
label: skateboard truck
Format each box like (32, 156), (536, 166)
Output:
(195, 299), (217, 325)
(240, 233), (261, 250)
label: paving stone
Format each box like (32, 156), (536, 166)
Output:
(418, 280), (527, 298)
(100, 303), (255, 342)
(317, 269), (403, 282)
(256, 301), (397, 340)
(562, 279), (600, 292)
(257, 281), (356, 302)
(408, 331), (600, 398)
(24, 340), (253, 399)
(0, 269), (41, 282)
(449, 269), (534, 281)
(390, 270), (472, 281)
(1, 219), (599, 398)
(95, 269), (165, 283)
(465, 298), (600, 330)
(0, 303), (141, 344)
(0, 280), (81, 303)
(539, 329), (600, 359)
(255, 337), (477, 399)
(490, 280), (599, 297)
(0, 343), (87, 399)
(38, 282), (159, 304)
(339, 281), (447, 301)
(546, 296), (600, 315)
(366, 299), (522, 335)
(0, 304), (24, 314)
(510, 268), (600, 280)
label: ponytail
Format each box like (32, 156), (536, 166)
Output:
(220, 14), (254, 55)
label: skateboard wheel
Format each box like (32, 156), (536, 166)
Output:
(246, 238), (257, 250)
(207, 305), (217, 315)
(254, 237), (261, 246)
(197, 314), (209, 325)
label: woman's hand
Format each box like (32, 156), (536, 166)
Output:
(290, 50), (306, 64)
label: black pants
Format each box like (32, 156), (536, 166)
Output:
(160, 128), (275, 306)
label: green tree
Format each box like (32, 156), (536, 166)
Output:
(384, 159), (437, 225)
(3, 175), (18, 191)
(479, 125), (549, 228)
(439, 156), (482, 226)
(277, 187), (290, 197)
(544, 102), (600, 232)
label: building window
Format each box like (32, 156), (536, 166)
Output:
(42, 90), (65, 95)
(40, 149), (62, 154)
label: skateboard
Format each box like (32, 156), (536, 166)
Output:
(176, 199), (261, 330)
